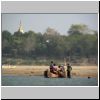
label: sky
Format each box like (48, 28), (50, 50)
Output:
(2, 14), (98, 35)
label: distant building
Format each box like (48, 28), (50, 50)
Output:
(18, 20), (24, 33)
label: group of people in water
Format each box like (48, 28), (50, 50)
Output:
(49, 61), (72, 78)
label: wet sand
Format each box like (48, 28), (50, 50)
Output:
(2, 65), (98, 78)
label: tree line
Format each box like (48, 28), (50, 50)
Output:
(2, 24), (98, 65)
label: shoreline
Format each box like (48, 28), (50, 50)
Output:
(2, 65), (98, 78)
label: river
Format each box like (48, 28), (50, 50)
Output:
(2, 75), (98, 86)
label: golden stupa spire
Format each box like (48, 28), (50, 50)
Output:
(18, 20), (24, 33)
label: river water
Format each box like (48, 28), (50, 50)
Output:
(2, 75), (98, 86)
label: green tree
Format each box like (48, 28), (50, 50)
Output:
(2, 30), (12, 56)
(68, 24), (93, 35)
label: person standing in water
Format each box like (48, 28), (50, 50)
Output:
(67, 63), (72, 78)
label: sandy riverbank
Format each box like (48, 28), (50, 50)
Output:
(2, 65), (98, 78)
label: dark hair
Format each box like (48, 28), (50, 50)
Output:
(67, 63), (70, 66)
(51, 61), (53, 63)
(53, 63), (56, 66)
(58, 65), (61, 68)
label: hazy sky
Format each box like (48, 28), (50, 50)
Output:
(2, 14), (98, 35)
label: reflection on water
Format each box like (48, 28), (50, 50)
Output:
(2, 75), (98, 86)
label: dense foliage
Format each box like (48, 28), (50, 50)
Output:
(2, 24), (98, 65)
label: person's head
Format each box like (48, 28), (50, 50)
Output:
(51, 61), (53, 63)
(53, 63), (56, 66)
(67, 63), (70, 66)
(58, 65), (61, 68)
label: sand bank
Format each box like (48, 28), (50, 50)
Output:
(2, 65), (98, 78)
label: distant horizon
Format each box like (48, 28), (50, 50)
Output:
(2, 13), (98, 35)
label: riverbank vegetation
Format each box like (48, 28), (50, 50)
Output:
(2, 24), (98, 65)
